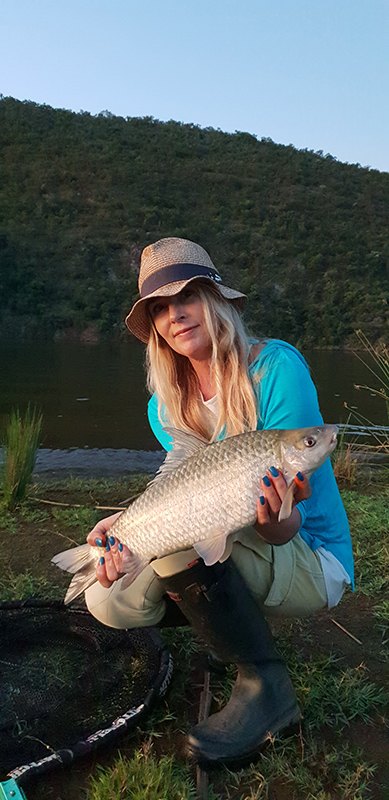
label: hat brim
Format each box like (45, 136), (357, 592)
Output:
(125, 276), (247, 343)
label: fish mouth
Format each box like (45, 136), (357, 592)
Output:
(322, 424), (338, 445)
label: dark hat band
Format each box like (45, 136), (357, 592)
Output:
(140, 263), (222, 298)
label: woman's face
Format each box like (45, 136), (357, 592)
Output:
(148, 286), (212, 362)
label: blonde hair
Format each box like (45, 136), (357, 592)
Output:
(146, 282), (259, 441)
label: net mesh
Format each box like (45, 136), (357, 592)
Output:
(0, 600), (172, 781)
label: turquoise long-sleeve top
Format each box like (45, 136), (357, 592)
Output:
(147, 339), (354, 587)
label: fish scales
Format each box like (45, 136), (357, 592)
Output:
(112, 430), (271, 560)
(52, 425), (338, 604)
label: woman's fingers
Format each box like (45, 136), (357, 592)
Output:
(87, 526), (107, 547)
(94, 537), (132, 588)
(257, 468), (311, 526)
(257, 493), (270, 524)
(294, 472), (312, 502)
(260, 467), (288, 517)
(87, 512), (122, 546)
(95, 542), (120, 586)
(101, 541), (122, 583)
(95, 556), (114, 588)
(85, 514), (124, 587)
(106, 535), (126, 573)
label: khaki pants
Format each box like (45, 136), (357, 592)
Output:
(85, 530), (327, 630)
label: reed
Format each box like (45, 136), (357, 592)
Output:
(1, 405), (42, 509)
(354, 330), (389, 424)
(334, 332), (389, 474)
(332, 412), (358, 485)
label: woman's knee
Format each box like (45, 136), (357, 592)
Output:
(230, 536), (327, 619)
(85, 566), (167, 629)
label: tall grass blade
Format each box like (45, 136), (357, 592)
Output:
(1, 405), (42, 509)
(332, 412), (358, 484)
(354, 330), (389, 423)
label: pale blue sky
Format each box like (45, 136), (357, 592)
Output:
(2, 0), (388, 172)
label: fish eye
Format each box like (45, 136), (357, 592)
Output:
(304, 436), (317, 448)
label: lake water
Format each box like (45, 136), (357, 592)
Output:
(0, 341), (387, 451)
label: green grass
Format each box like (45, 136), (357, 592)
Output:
(292, 656), (387, 728)
(224, 737), (376, 800)
(341, 490), (389, 596)
(51, 504), (100, 532)
(88, 748), (198, 800)
(0, 405), (42, 509)
(0, 508), (19, 534)
(0, 569), (63, 601)
(19, 505), (51, 523)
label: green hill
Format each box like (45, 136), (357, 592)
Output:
(0, 96), (388, 346)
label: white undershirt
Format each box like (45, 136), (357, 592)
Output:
(199, 393), (350, 608)
(201, 394), (219, 413)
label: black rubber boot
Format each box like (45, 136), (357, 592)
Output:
(161, 557), (300, 766)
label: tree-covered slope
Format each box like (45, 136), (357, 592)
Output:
(0, 96), (388, 346)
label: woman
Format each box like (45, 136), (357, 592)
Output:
(85, 237), (354, 766)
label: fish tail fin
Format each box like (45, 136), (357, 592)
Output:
(52, 544), (148, 604)
(52, 544), (98, 605)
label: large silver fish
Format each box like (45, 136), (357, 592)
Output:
(53, 425), (337, 603)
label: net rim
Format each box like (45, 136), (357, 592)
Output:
(0, 600), (173, 787)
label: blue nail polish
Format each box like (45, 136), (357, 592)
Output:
(259, 495), (266, 506)
(269, 466), (279, 477)
(118, 542), (123, 552)
(109, 536), (115, 546)
(99, 556), (105, 565)
(263, 475), (271, 487)
(105, 542), (110, 552)
(296, 472), (304, 481)
(95, 538), (103, 547)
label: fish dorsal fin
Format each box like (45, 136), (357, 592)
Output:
(150, 426), (209, 485)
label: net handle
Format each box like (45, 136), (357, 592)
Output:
(0, 778), (27, 799)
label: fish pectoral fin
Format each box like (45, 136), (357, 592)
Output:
(278, 481), (296, 521)
(194, 530), (230, 566)
(219, 534), (236, 563)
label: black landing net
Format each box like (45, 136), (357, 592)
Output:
(0, 600), (172, 788)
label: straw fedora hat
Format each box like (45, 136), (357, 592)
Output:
(125, 237), (246, 342)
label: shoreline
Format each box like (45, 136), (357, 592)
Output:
(0, 448), (165, 479)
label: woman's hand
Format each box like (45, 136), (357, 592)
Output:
(254, 468), (311, 545)
(87, 513), (131, 588)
